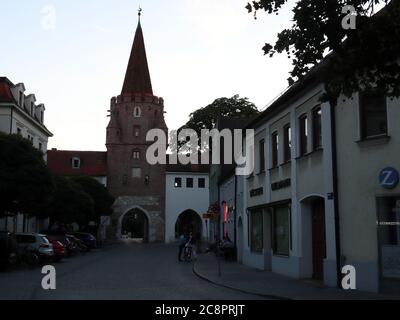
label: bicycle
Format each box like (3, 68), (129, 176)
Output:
(183, 245), (193, 262)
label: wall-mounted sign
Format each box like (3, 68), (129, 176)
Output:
(271, 179), (291, 191)
(379, 167), (399, 190)
(100, 216), (111, 226)
(250, 187), (264, 198)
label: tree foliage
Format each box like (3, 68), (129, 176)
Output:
(246, 0), (400, 100)
(46, 176), (95, 228)
(182, 95), (258, 133)
(173, 95), (259, 153)
(0, 133), (54, 217)
(71, 176), (114, 221)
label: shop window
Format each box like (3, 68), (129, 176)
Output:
(259, 139), (265, 173)
(250, 210), (263, 253)
(271, 132), (278, 168)
(299, 114), (308, 156)
(283, 124), (291, 162)
(174, 178), (182, 188)
(273, 205), (290, 256)
(312, 107), (322, 150)
(360, 92), (387, 139)
(377, 196), (400, 280)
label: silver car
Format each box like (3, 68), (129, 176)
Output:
(15, 233), (54, 259)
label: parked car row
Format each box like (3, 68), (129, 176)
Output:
(0, 230), (97, 270)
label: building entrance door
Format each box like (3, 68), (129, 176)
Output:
(312, 198), (326, 280)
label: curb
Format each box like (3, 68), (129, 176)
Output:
(192, 262), (291, 300)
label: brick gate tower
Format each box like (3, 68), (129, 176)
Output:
(106, 13), (168, 242)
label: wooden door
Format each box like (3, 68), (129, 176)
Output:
(312, 198), (326, 280)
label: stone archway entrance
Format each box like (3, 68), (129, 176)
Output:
(175, 210), (202, 239)
(121, 208), (149, 243)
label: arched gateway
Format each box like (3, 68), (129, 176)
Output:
(175, 210), (202, 239)
(120, 208), (149, 243)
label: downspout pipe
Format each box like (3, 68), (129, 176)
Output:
(330, 98), (342, 288)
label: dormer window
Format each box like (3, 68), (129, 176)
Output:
(19, 92), (24, 107)
(72, 157), (81, 169)
(40, 111), (44, 123)
(133, 107), (141, 118)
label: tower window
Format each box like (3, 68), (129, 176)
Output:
(133, 126), (141, 138)
(132, 168), (142, 178)
(72, 157), (81, 169)
(133, 107), (142, 118)
(132, 150), (140, 160)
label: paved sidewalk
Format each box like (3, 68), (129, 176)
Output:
(193, 253), (399, 300)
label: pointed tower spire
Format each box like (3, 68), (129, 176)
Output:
(121, 9), (153, 95)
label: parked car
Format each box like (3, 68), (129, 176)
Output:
(40, 230), (69, 247)
(65, 234), (88, 253)
(15, 233), (54, 263)
(0, 231), (18, 270)
(69, 232), (97, 249)
(46, 236), (66, 262)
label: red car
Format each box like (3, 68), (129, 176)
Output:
(46, 236), (66, 262)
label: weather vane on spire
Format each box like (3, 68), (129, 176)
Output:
(138, 6), (142, 21)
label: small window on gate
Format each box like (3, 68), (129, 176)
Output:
(174, 178), (182, 188)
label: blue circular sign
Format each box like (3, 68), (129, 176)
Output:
(379, 167), (399, 190)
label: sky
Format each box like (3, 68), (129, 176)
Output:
(0, 0), (295, 151)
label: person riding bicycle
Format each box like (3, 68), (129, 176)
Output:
(184, 232), (197, 261)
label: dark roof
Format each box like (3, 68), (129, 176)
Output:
(121, 21), (153, 95)
(166, 157), (209, 174)
(47, 150), (107, 177)
(216, 116), (255, 131)
(0, 78), (16, 103)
